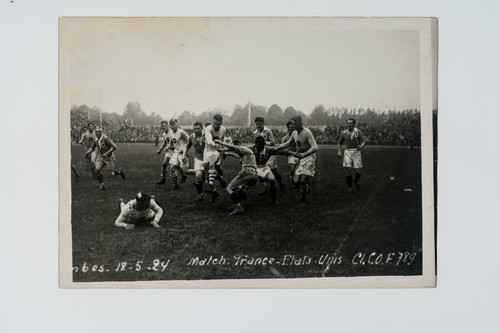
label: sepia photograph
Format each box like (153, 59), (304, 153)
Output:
(59, 17), (437, 288)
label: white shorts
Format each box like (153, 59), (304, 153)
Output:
(343, 149), (363, 169)
(169, 151), (189, 168)
(203, 150), (220, 166)
(295, 154), (316, 177)
(266, 155), (278, 169)
(162, 149), (174, 164)
(193, 158), (204, 172)
(257, 165), (274, 180)
(288, 155), (299, 165)
(95, 154), (115, 170)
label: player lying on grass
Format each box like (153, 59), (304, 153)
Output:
(115, 192), (163, 229)
(85, 126), (125, 191)
(214, 139), (259, 215)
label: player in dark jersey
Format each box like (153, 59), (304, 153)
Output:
(337, 118), (366, 191)
(186, 122), (206, 201)
(85, 126), (125, 191)
(252, 136), (279, 205)
(253, 117), (285, 193)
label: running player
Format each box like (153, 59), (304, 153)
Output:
(203, 114), (227, 202)
(115, 192), (163, 229)
(85, 126), (125, 191)
(185, 122), (206, 201)
(214, 139), (259, 215)
(167, 119), (189, 189)
(270, 115), (318, 203)
(156, 120), (174, 185)
(79, 122), (97, 177)
(337, 118), (366, 191)
(253, 117), (285, 193)
(282, 120), (299, 190)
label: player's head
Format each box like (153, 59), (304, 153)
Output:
(232, 139), (242, 146)
(212, 114), (223, 131)
(87, 123), (95, 132)
(135, 192), (151, 211)
(169, 118), (178, 131)
(254, 117), (265, 131)
(254, 136), (266, 151)
(286, 121), (294, 134)
(291, 115), (303, 131)
(346, 118), (356, 130)
(94, 126), (103, 138)
(193, 122), (203, 136)
(160, 120), (168, 131)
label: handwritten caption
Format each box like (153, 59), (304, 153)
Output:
(73, 252), (417, 275)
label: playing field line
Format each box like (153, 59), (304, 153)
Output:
(321, 156), (400, 277)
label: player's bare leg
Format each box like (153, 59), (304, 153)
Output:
(228, 188), (245, 215)
(345, 168), (354, 192)
(170, 166), (180, 189)
(298, 175), (310, 203)
(354, 169), (362, 190)
(157, 160), (170, 184)
(95, 165), (106, 191)
(72, 164), (80, 182)
(193, 170), (205, 201)
(271, 168), (285, 193)
(215, 164), (227, 188)
(205, 161), (220, 202)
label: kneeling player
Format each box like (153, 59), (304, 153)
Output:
(215, 139), (259, 215)
(115, 192), (163, 229)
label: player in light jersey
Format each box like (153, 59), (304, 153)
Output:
(85, 126), (125, 191)
(253, 117), (285, 193)
(337, 118), (366, 192)
(79, 122), (97, 177)
(156, 120), (174, 185)
(282, 121), (300, 190)
(185, 122), (206, 201)
(271, 115), (318, 203)
(167, 119), (189, 189)
(214, 139), (259, 216)
(203, 114), (227, 201)
(252, 136), (279, 205)
(115, 192), (163, 229)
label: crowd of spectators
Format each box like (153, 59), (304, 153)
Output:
(71, 110), (421, 147)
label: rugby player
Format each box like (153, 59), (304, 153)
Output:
(156, 120), (174, 185)
(185, 122), (206, 201)
(253, 117), (285, 193)
(79, 122), (97, 177)
(203, 114), (227, 202)
(282, 120), (299, 190)
(270, 115), (318, 203)
(252, 136), (279, 205)
(214, 139), (259, 215)
(85, 126), (125, 191)
(337, 118), (366, 191)
(167, 119), (189, 189)
(115, 192), (163, 229)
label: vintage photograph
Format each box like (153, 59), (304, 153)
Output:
(59, 17), (437, 288)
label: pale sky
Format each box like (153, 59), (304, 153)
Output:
(61, 18), (420, 118)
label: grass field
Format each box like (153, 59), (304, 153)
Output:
(70, 143), (422, 282)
